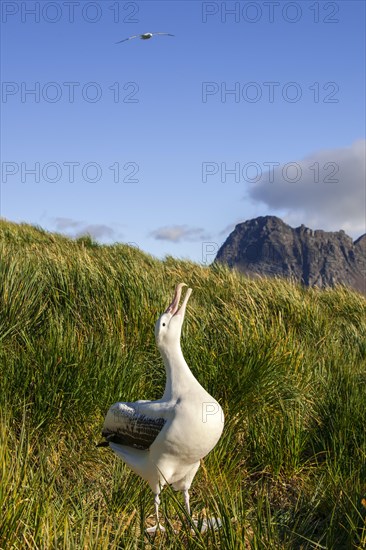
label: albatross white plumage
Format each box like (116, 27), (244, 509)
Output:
(98, 283), (224, 533)
(116, 32), (174, 44)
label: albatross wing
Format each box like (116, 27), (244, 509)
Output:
(100, 402), (167, 450)
(115, 35), (138, 44)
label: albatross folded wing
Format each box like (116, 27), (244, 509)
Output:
(101, 403), (166, 450)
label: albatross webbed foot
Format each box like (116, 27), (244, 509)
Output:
(191, 517), (223, 533)
(146, 523), (166, 535)
(146, 494), (165, 535)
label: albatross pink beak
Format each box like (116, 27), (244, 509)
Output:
(165, 283), (192, 317)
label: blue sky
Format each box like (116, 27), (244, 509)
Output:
(1, 0), (365, 263)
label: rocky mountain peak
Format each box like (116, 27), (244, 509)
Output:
(215, 217), (366, 294)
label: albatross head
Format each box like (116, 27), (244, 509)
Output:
(155, 283), (192, 351)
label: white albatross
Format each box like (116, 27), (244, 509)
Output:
(97, 283), (224, 533)
(116, 32), (174, 44)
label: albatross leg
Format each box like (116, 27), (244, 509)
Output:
(183, 489), (191, 515)
(146, 493), (165, 534)
(182, 488), (222, 534)
(183, 489), (197, 533)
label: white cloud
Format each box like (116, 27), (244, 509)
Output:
(247, 140), (366, 237)
(52, 217), (122, 241)
(74, 224), (115, 240)
(150, 225), (211, 243)
(53, 217), (81, 230)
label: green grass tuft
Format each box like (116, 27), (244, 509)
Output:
(1, 219), (365, 549)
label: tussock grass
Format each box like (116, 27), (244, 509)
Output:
(0, 219), (365, 549)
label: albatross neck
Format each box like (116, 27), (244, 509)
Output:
(159, 342), (198, 400)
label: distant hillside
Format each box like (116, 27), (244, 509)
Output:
(215, 216), (366, 294)
(1, 218), (366, 548)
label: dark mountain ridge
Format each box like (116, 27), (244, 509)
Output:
(215, 216), (366, 294)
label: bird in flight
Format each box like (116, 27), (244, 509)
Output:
(116, 32), (174, 44)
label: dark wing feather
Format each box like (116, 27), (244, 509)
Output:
(99, 403), (166, 450)
(115, 35), (138, 44)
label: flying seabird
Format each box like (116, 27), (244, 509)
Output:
(116, 32), (174, 44)
(98, 283), (224, 533)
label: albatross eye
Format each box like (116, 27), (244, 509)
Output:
(162, 323), (166, 327)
